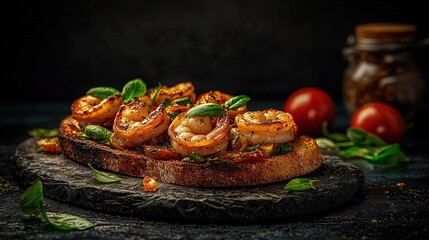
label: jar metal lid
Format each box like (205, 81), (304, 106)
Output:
(354, 23), (417, 51)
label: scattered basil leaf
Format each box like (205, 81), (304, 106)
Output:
(347, 128), (386, 147)
(225, 95), (251, 110)
(20, 180), (94, 231)
(39, 203), (94, 231)
(246, 144), (260, 152)
(86, 87), (120, 100)
(318, 125), (408, 168)
(182, 152), (205, 163)
(150, 82), (162, 103)
(321, 121), (348, 142)
(338, 146), (369, 157)
(122, 78), (147, 104)
(20, 180), (43, 214)
(335, 141), (355, 149)
(271, 143), (293, 156)
(28, 128), (59, 139)
(82, 125), (112, 145)
(284, 178), (318, 191)
(88, 163), (124, 183)
(173, 97), (190, 106)
(185, 103), (226, 118)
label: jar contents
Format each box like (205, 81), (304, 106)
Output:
(343, 23), (425, 121)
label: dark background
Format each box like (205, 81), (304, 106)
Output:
(2, 0), (428, 103)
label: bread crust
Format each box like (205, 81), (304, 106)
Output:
(59, 116), (323, 187)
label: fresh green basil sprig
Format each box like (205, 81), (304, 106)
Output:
(225, 95), (251, 110)
(20, 180), (95, 231)
(122, 78), (147, 104)
(39, 208), (95, 231)
(185, 103), (227, 118)
(317, 122), (409, 167)
(86, 87), (120, 100)
(20, 179), (44, 214)
(88, 163), (124, 183)
(284, 178), (318, 191)
(86, 78), (147, 104)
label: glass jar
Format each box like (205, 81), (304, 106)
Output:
(343, 23), (426, 121)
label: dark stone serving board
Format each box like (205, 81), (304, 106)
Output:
(13, 138), (364, 221)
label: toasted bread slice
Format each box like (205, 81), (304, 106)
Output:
(59, 116), (323, 187)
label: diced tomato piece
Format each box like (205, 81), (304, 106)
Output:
(143, 176), (158, 192)
(36, 137), (61, 154)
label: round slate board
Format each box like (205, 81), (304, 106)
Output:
(13, 139), (364, 221)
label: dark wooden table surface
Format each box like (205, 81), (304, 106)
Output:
(1, 102), (428, 239)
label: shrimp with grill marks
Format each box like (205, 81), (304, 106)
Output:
(71, 94), (123, 126)
(235, 109), (297, 145)
(112, 101), (170, 147)
(168, 113), (229, 156)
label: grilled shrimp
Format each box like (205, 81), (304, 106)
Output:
(168, 113), (229, 156)
(112, 101), (170, 147)
(235, 109), (297, 145)
(148, 82), (196, 106)
(196, 90), (247, 118)
(71, 94), (123, 126)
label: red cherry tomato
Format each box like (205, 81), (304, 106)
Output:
(284, 88), (335, 137)
(350, 102), (405, 144)
(36, 137), (62, 154)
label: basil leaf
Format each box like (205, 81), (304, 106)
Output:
(188, 152), (206, 163)
(28, 128), (59, 139)
(150, 82), (162, 103)
(122, 78), (147, 104)
(185, 103), (226, 118)
(168, 112), (180, 119)
(208, 157), (228, 163)
(225, 95), (251, 110)
(338, 146), (370, 157)
(347, 128), (386, 147)
(86, 87), (120, 100)
(39, 205), (94, 231)
(173, 97), (190, 106)
(88, 163), (124, 183)
(83, 125), (112, 144)
(321, 121), (348, 142)
(375, 150), (409, 167)
(20, 180), (43, 214)
(284, 178), (318, 191)
(182, 152), (205, 163)
(364, 144), (409, 162)
(335, 141), (355, 149)
(271, 143), (293, 156)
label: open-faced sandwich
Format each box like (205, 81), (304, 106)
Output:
(58, 79), (323, 187)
